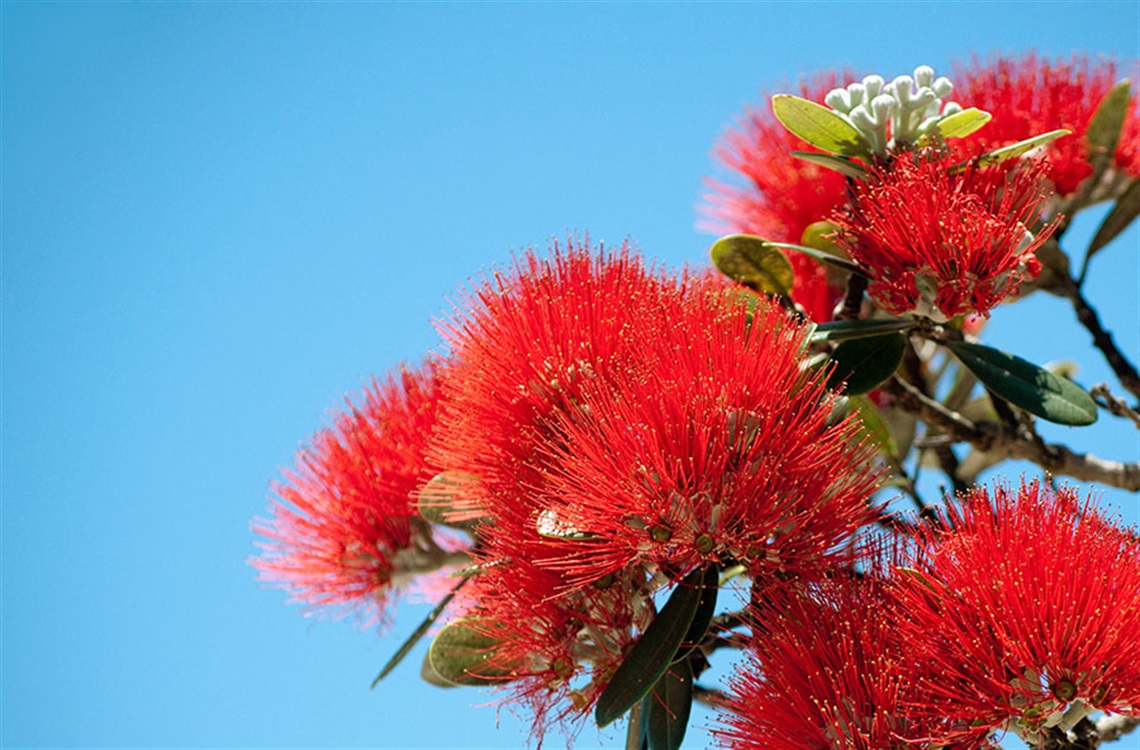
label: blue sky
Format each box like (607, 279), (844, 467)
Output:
(3, 3), (1138, 749)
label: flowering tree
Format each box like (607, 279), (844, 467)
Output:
(251, 52), (1140, 750)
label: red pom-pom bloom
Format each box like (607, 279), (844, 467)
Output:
(252, 360), (462, 625)
(892, 480), (1140, 746)
(954, 52), (1140, 197)
(531, 284), (882, 591)
(703, 73), (852, 321)
(716, 576), (965, 750)
(834, 149), (1057, 319)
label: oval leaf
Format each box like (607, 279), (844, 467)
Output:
(947, 342), (1098, 426)
(810, 318), (916, 343)
(826, 332), (907, 395)
(922, 107), (992, 141)
(1085, 79), (1132, 161)
(427, 618), (517, 686)
(772, 94), (871, 157)
(595, 566), (717, 728)
(709, 235), (795, 295)
(644, 658), (694, 750)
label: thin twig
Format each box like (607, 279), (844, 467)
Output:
(1090, 383), (1140, 428)
(880, 377), (1140, 491)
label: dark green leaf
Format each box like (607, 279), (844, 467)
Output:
(426, 618), (517, 686)
(1085, 176), (1140, 264)
(790, 151), (868, 180)
(810, 318), (916, 343)
(676, 567), (718, 660)
(1085, 79), (1132, 163)
(644, 658), (694, 750)
(709, 235), (795, 295)
(826, 333), (907, 394)
(595, 566), (715, 728)
(921, 107), (991, 141)
(772, 94), (871, 157)
(947, 342), (1098, 426)
(373, 576), (469, 688)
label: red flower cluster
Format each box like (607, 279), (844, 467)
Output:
(717, 576), (955, 750)
(252, 360), (459, 625)
(706, 52), (1138, 320)
(423, 240), (882, 737)
(954, 52), (1140, 196)
(834, 149), (1058, 318)
(893, 480), (1140, 745)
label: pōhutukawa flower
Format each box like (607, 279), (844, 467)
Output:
(716, 575), (963, 750)
(954, 52), (1140, 198)
(426, 241), (883, 739)
(251, 359), (465, 625)
(891, 479), (1140, 746)
(832, 148), (1058, 319)
(702, 72), (853, 321)
(529, 281), (883, 591)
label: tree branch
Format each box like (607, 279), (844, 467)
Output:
(880, 377), (1140, 491)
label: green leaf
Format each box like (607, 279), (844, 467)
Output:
(826, 332), (907, 395)
(373, 576), (470, 688)
(644, 658), (694, 750)
(764, 241), (866, 276)
(1085, 79), (1132, 163)
(595, 566), (717, 728)
(922, 107), (992, 141)
(1085, 176), (1140, 264)
(810, 318), (916, 343)
(426, 618), (517, 686)
(676, 568), (718, 660)
(772, 94), (872, 157)
(946, 342), (1098, 426)
(790, 151), (868, 180)
(709, 235), (795, 295)
(847, 394), (896, 457)
(959, 129), (1071, 171)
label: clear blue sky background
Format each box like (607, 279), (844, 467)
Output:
(3, 3), (1138, 749)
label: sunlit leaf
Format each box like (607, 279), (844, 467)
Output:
(921, 107), (991, 141)
(709, 235), (795, 295)
(1085, 79), (1132, 163)
(772, 94), (871, 157)
(957, 129), (1071, 171)
(947, 342), (1098, 426)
